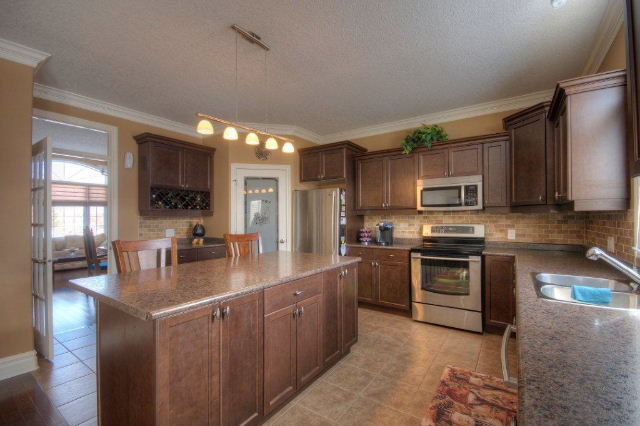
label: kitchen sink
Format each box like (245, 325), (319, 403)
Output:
(534, 273), (639, 309)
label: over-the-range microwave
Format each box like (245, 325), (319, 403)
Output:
(416, 175), (483, 211)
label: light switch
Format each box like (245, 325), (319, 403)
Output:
(507, 229), (516, 240)
(165, 228), (175, 237)
(607, 236), (615, 252)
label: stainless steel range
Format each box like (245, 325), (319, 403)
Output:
(411, 224), (485, 332)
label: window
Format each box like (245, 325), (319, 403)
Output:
(52, 160), (107, 185)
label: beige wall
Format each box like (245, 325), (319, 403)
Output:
(0, 59), (35, 358)
(598, 26), (627, 73)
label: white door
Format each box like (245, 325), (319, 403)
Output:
(31, 137), (54, 360)
(231, 164), (291, 252)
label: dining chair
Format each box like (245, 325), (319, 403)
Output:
(223, 233), (262, 257)
(112, 237), (178, 273)
(83, 227), (108, 274)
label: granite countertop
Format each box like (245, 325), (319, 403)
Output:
(346, 239), (421, 251)
(484, 243), (640, 426)
(67, 252), (360, 321)
(176, 237), (225, 250)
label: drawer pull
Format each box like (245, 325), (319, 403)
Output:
(294, 290), (304, 296)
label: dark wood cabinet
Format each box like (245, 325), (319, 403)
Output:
(503, 103), (553, 207)
(448, 144), (483, 177)
(548, 70), (629, 211)
(176, 245), (226, 264)
(417, 149), (448, 178)
(177, 247), (198, 264)
(322, 269), (342, 366)
(626, 0), (640, 176)
(483, 136), (510, 208)
(484, 255), (516, 333)
(295, 294), (323, 389)
(298, 141), (366, 183)
(136, 133), (215, 217)
(263, 305), (296, 416)
(355, 151), (416, 212)
(346, 246), (410, 311)
(341, 264), (358, 351)
(417, 143), (482, 179)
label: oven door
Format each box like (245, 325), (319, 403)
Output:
(418, 185), (464, 210)
(411, 253), (482, 311)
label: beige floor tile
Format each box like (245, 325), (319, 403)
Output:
(418, 364), (446, 394)
(55, 327), (94, 343)
(72, 344), (96, 361)
(361, 375), (431, 418)
(62, 334), (96, 351)
(58, 392), (97, 426)
(379, 357), (431, 386)
(38, 352), (80, 370)
(78, 417), (97, 426)
(475, 350), (503, 377)
(323, 363), (376, 393)
(340, 350), (392, 374)
(268, 404), (335, 426)
(83, 356), (97, 372)
(337, 396), (420, 426)
(46, 373), (97, 406)
(297, 380), (359, 421)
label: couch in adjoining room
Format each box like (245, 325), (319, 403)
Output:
(53, 233), (107, 271)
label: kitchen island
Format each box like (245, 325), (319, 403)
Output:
(67, 252), (360, 426)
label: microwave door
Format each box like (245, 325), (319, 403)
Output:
(421, 186), (463, 208)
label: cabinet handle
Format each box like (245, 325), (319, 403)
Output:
(299, 306), (305, 316)
(212, 307), (221, 320)
(388, 254), (395, 257)
(294, 290), (304, 296)
(293, 308), (298, 317)
(538, 195), (543, 201)
(222, 306), (231, 318)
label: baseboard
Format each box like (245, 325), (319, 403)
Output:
(0, 350), (38, 381)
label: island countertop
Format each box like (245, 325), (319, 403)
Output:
(484, 244), (640, 426)
(67, 252), (361, 321)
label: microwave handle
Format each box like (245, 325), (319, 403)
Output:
(412, 255), (480, 262)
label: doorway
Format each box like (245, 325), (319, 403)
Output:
(231, 163), (291, 252)
(31, 110), (118, 360)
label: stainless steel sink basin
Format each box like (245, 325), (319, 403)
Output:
(534, 273), (639, 309)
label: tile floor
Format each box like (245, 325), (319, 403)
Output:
(23, 306), (516, 426)
(265, 307), (518, 426)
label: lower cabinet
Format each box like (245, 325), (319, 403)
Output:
(377, 261), (410, 310)
(341, 264), (358, 350)
(484, 255), (516, 333)
(176, 245), (227, 264)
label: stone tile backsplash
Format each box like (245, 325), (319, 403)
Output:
(139, 216), (203, 239)
(585, 210), (635, 264)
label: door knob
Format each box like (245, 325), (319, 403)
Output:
(279, 238), (286, 243)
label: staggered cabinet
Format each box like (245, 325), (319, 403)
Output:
(136, 133), (215, 216)
(483, 255), (516, 332)
(418, 143), (482, 178)
(299, 141), (366, 183)
(346, 246), (410, 310)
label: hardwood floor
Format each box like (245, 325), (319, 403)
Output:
(53, 269), (100, 335)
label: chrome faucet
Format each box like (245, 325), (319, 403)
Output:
(586, 247), (640, 291)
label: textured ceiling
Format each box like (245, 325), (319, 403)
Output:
(33, 117), (108, 157)
(2, 0), (609, 136)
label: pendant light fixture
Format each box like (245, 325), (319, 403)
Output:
(196, 24), (294, 153)
(262, 47), (278, 150)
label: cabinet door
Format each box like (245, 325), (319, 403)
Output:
(418, 149), (448, 178)
(385, 154), (417, 209)
(341, 264), (358, 351)
(449, 144), (482, 177)
(177, 248), (198, 264)
(322, 269), (342, 366)
(357, 260), (376, 303)
(300, 151), (323, 182)
(183, 149), (211, 191)
(377, 261), (410, 310)
(197, 246), (227, 261)
(220, 292), (263, 426)
(356, 157), (385, 210)
(510, 115), (548, 205)
(484, 255), (516, 331)
(296, 294), (323, 389)
(553, 104), (569, 203)
(156, 305), (217, 426)
(263, 305), (296, 415)
(483, 141), (509, 207)
(321, 149), (346, 180)
(148, 142), (182, 188)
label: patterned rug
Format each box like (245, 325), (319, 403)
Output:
(422, 366), (517, 426)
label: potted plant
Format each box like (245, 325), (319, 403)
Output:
(401, 124), (448, 154)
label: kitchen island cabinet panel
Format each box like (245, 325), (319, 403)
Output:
(264, 306), (297, 415)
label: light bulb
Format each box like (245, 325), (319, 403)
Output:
(223, 126), (238, 140)
(282, 142), (295, 153)
(246, 132), (260, 145)
(196, 119), (214, 135)
(265, 137), (278, 150)
(550, 0), (567, 8)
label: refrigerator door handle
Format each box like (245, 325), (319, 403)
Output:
(330, 191), (336, 255)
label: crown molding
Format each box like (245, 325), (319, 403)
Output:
(582, 0), (625, 75)
(0, 38), (50, 70)
(34, 84), (201, 138)
(238, 121), (323, 144)
(321, 89), (554, 143)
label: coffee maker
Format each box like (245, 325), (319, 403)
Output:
(376, 222), (394, 246)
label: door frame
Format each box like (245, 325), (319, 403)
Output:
(32, 108), (119, 272)
(230, 163), (292, 252)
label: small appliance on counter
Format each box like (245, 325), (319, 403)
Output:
(376, 222), (394, 246)
(359, 227), (373, 245)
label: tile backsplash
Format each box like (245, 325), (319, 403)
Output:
(585, 210), (635, 264)
(139, 216), (203, 239)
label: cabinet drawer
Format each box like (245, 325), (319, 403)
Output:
(264, 273), (323, 315)
(374, 249), (409, 263)
(177, 248), (198, 264)
(197, 245), (226, 260)
(346, 246), (375, 260)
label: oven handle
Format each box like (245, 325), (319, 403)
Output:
(411, 255), (480, 262)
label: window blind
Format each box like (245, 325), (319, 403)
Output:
(52, 183), (107, 205)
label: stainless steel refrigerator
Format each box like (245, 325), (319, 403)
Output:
(293, 188), (346, 255)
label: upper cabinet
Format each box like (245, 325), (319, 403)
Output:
(298, 141), (366, 183)
(355, 150), (416, 212)
(417, 144), (482, 178)
(625, 0), (640, 176)
(482, 134), (510, 208)
(548, 70), (628, 211)
(136, 133), (215, 216)
(503, 103), (554, 207)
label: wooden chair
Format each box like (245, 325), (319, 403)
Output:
(83, 227), (108, 274)
(112, 237), (178, 273)
(223, 233), (262, 257)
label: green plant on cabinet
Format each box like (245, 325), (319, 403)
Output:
(401, 124), (448, 154)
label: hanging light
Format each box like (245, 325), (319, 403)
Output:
(246, 132), (260, 145)
(550, 0), (568, 8)
(265, 137), (278, 150)
(196, 119), (214, 135)
(223, 126), (238, 140)
(282, 142), (295, 153)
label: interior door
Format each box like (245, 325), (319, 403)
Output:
(31, 137), (54, 360)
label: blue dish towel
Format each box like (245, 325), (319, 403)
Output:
(571, 285), (612, 304)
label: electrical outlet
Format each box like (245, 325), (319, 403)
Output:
(165, 228), (175, 237)
(607, 236), (615, 252)
(507, 229), (516, 240)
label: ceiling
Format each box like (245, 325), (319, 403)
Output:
(33, 117), (108, 157)
(2, 0), (611, 139)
